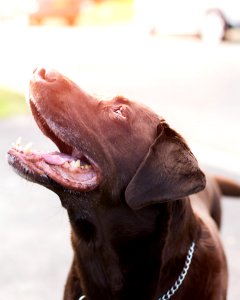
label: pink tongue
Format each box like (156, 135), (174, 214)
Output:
(42, 152), (74, 166)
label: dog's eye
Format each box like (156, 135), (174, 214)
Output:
(112, 106), (126, 120)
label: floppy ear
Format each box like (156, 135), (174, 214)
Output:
(125, 122), (206, 210)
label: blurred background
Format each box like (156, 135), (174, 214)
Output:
(0, 0), (240, 299)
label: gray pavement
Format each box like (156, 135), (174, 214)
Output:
(0, 117), (72, 300)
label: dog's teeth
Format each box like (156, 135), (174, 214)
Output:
(15, 145), (23, 151)
(64, 162), (70, 168)
(68, 160), (91, 170)
(12, 137), (22, 148)
(70, 161), (77, 169)
(81, 165), (90, 169)
(16, 137), (22, 146)
(75, 160), (80, 168)
(24, 142), (33, 153)
(69, 160), (82, 169)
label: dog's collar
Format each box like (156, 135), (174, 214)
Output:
(157, 241), (195, 300)
(79, 242), (196, 300)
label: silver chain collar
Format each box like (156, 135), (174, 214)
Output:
(158, 241), (195, 300)
(79, 241), (196, 300)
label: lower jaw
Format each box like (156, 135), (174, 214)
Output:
(8, 148), (100, 192)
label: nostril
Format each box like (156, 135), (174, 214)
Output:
(34, 67), (57, 82)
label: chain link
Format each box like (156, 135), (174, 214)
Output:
(158, 242), (195, 300)
(78, 242), (195, 300)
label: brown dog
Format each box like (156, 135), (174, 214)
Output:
(8, 68), (240, 300)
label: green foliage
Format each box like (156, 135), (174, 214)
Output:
(0, 88), (28, 118)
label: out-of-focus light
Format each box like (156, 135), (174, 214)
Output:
(0, 0), (38, 19)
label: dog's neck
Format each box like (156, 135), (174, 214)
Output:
(67, 198), (198, 300)
(154, 199), (199, 299)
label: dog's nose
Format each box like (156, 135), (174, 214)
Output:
(33, 67), (57, 82)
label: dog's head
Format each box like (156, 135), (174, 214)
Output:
(8, 68), (206, 212)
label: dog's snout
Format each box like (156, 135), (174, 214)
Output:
(33, 67), (57, 83)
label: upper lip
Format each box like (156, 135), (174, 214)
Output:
(29, 99), (73, 155)
(29, 94), (101, 175)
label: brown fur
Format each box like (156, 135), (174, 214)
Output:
(8, 68), (240, 300)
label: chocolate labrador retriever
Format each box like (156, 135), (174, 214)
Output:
(8, 68), (240, 300)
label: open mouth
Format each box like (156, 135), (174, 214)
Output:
(8, 100), (101, 192)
